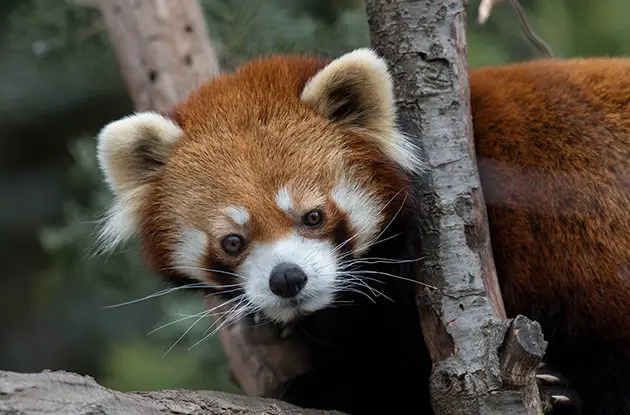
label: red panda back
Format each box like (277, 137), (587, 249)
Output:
(470, 58), (630, 413)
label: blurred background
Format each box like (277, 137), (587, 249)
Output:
(1, 0), (629, 395)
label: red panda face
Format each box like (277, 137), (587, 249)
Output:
(95, 49), (424, 323)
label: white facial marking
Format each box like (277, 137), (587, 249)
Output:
(225, 205), (249, 226)
(238, 232), (337, 323)
(172, 227), (208, 281)
(275, 186), (293, 213)
(331, 181), (382, 255)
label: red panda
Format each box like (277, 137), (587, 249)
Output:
(95, 49), (630, 415)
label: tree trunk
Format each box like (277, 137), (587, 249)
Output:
(0, 370), (343, 415)
(99, 0), (219, 114)
(98, 0), (312, 400)
(364, 1), (546, 413)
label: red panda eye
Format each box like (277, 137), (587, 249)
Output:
(302, 210), (324, 227)
(221, 234), (245, 255)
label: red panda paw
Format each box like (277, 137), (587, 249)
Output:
(536, 363), (583, 415)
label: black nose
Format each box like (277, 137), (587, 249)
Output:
(269, 262), (308, 298)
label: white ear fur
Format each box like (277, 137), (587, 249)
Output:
(94, 111), (183, 254)
(300, 48), (423, 174)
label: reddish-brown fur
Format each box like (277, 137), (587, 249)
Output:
(470, 58), (630, 412)
(471, 58), (630, 342)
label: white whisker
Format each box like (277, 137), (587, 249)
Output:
(340, 286), (377, 303)
(335, 277), (395, 304)
(147, 309), (209, 336)
(162, 310), (209, 358)
(200, 296), (246, 337)
(161, 265), (250, 280)
(340, 256), (425, 267)
(372, 192), (408, 245)
(146, 288), (244, 336)
(331, 230), (362, 255)
(103, 283), (219, 309)
(345, 270), (436, 290)
(161, 294), (247, 357)
(191, 300), (251, 350)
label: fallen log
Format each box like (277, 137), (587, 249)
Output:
(0, 369), (345, 415)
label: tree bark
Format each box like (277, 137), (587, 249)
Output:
(0, 370), (343, 415)
(364, 1), (546, 413)
(97, 0), (311, 400)
(99, 0), (219, 114)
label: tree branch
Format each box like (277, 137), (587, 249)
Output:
(364, 0), (546, 413)
(0, 370), (344, 414)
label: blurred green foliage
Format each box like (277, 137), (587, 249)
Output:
(1, 0), (628, 395)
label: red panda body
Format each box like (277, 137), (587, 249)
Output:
(95, 51), (630, 415)
(471, 59), (630, 415)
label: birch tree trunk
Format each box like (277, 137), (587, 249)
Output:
(364, 1), (547, 413)
(98, 0), (313, 399)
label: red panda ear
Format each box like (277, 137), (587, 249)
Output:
(97, 111), (182, 195)
(300, 48), (423, 174)
(94, 111), (183, 253)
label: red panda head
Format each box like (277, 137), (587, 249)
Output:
(96, 49), (424, 323)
